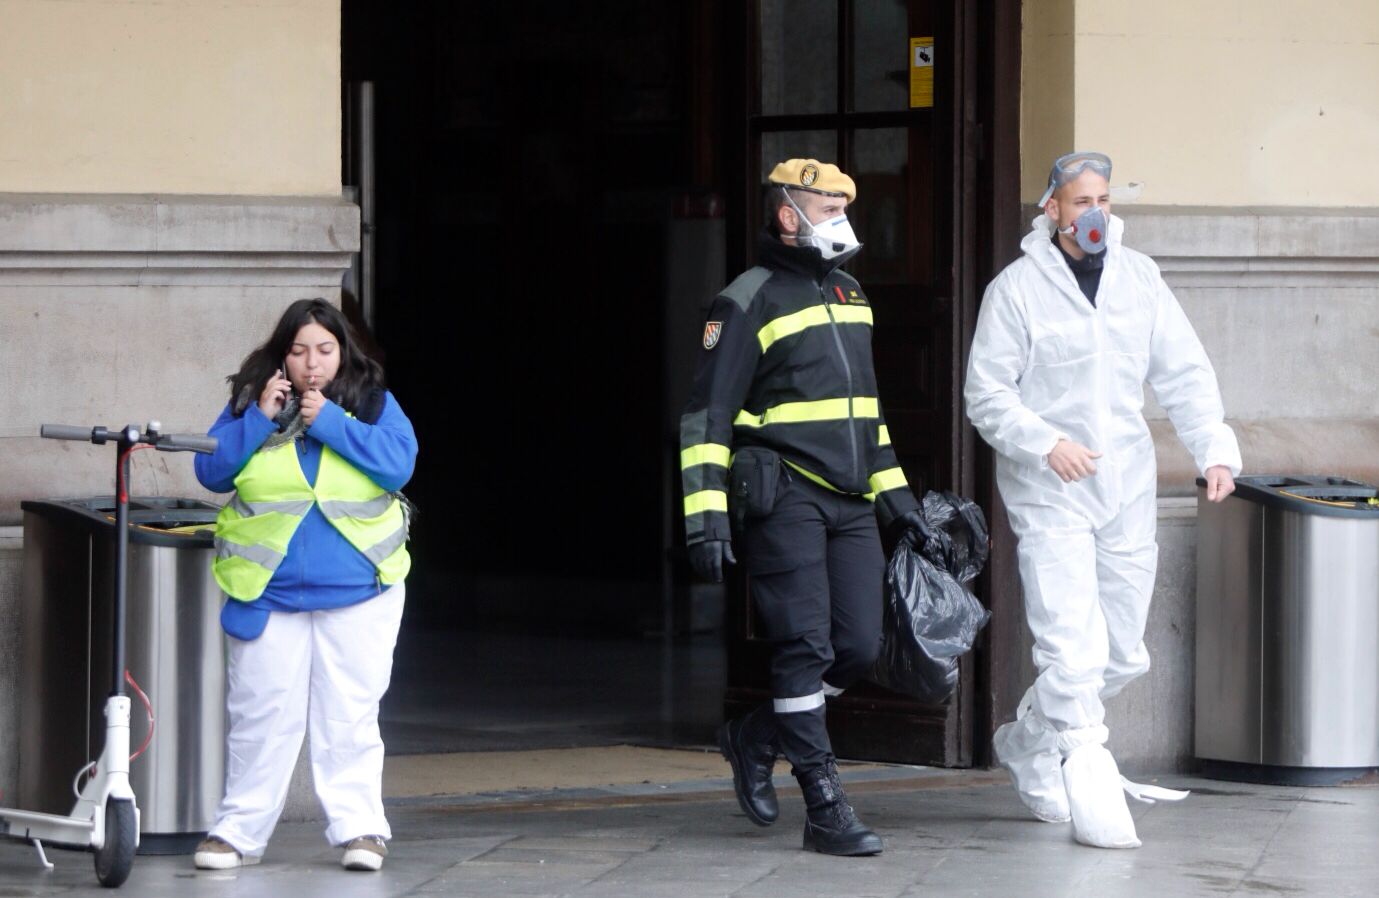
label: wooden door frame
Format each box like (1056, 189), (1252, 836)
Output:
(912, 0), (1028, 769)
(966, 0), (1025, 766)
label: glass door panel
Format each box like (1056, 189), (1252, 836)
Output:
(850, 0), (910, 112)
(845, 127), (908, 283)
(759, 0), (838, 115)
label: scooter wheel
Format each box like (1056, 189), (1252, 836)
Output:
(94, 798), (136, 888)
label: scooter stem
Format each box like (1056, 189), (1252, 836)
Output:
(74, 696), (134, 814)
(111, 428), (135, 698)
(101, 697), (132, 780)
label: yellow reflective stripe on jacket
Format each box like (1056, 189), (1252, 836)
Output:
(757, 304), (873, 353)
(783, 459), (849, 495)
(878, 424), (891, 446)
(680, 443), (731, 470)
(734, 396), (880, 428)
(684, 489), (728, 516)
(868, 467), (908, 495)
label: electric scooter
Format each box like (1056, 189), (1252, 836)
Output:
(0, 421), (216, 888)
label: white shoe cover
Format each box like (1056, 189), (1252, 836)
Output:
(1062, 745), (1141, 849)
(993, 717), (1070, 823)
(1122, 777), (1190, 805)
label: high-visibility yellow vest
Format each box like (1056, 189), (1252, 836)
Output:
(213, 440), (410, 601)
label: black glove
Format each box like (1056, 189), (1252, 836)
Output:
(891, 508), (934, 550)
(688, 540), (737, 583)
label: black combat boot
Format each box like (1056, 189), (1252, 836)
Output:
(717, 704), (780, 826)
(797, 760), (883, 856)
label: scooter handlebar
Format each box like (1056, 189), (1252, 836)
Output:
(40, 425), (217, 454)
(40, 424), (96, 441)
(158, 434), (218, 454)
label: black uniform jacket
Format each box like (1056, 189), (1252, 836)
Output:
(679, 232), (919, 546)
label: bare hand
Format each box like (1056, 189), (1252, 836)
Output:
(1204, 465), (1235, 503)
(258, 370), (292, 419)
(1047, 439), (1103, 483)
(300, 389), (327, 428)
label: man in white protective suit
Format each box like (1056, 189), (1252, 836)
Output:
(964, 151), (1242, 849)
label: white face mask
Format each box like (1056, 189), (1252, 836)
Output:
(784, 190), (862, 260)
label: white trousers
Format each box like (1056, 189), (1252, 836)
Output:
(1009, 491), (1157, 754)
(209, 583), (405, 856)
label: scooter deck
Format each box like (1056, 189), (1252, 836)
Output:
(0, 807), (96, 848)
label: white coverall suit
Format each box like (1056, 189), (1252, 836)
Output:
(965, 213), (1241, 832)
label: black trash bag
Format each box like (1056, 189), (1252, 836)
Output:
(914, 490), (990, 584)
(870, 492), (992, 704)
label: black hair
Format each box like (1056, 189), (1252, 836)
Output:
(227, 298), (385, 417)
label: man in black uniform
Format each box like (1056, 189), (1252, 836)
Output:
(679, 159), (921, 857)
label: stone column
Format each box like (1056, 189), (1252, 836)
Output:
(1106, 206), (1379, 772)
(0, 192), (359, 807)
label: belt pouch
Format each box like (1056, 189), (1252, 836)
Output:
(729, 447), (782, 530)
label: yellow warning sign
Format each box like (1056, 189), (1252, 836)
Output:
(909, 37), (934, 108)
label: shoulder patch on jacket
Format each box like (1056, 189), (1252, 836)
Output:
(718, 266), (773, 312)
(702, 321), (723, 350)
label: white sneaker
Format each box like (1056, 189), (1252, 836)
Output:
(992, 711), (1070, 823)
(341, 835), (388, 871)
(193, 835), (261, 870)
(1062, 745), (1141, 849)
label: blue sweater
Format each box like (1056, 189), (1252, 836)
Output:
(195, 391), (418, 639)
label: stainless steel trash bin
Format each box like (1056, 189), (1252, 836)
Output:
(1195, 475), (1379, 784)
(19, 497), (225, 852)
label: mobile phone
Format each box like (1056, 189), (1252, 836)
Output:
(272, 359), (298, 427)
(280, 358), (298, 397)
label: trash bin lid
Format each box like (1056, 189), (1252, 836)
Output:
(1196, 475), (1379, 518)
(21, 496), (220, 547)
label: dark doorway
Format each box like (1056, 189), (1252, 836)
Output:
(340, 0), (1021, 764)
(341, 0), (724, 753)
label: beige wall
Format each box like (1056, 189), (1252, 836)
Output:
(1019, 0), (1075, 205)
(0, 0), (340, 196)
(1022, 0), (1379, 206)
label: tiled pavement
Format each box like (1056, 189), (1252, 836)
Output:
(3, 764), (1376, 897)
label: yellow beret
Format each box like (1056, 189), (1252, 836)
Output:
(767, 159), (856, 203)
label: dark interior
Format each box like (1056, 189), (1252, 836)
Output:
(342, 0), (726, 751)
(338, 0), (1021, 761)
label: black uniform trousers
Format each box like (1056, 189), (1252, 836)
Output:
(742, 470), (884, 775)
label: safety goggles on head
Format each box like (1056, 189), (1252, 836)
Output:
(1038, 151), (1113, 205)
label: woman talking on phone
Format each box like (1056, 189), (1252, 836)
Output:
(191, 298), (417, 872)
